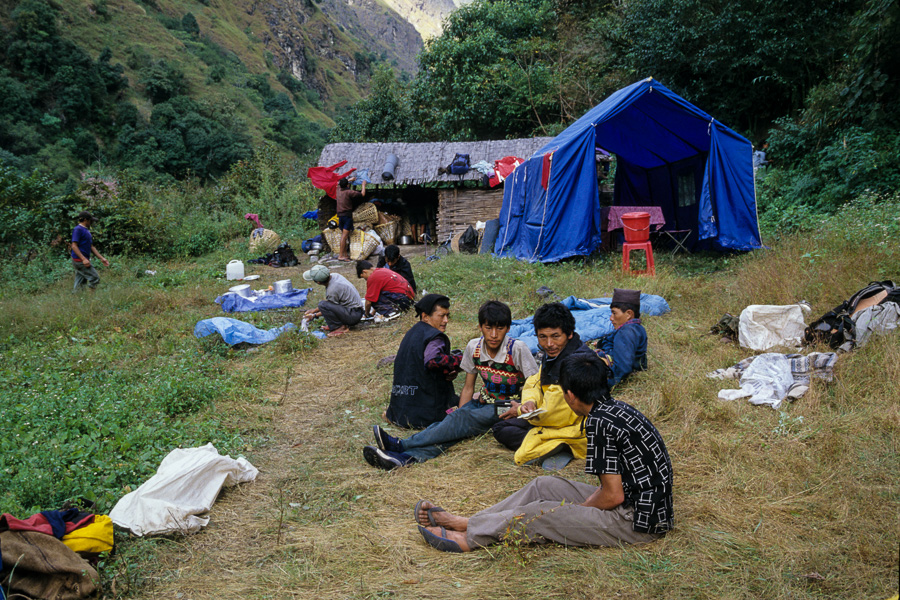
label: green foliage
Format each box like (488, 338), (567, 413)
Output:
(0, 331), (242, 514)
(182, 12), (200, 37)
(139, 59), (186, 103)
(0, 164), (77, 251)
(412, 0), (560, 140)
(330, 65), (418, 142)
(607, 0), (858, 132)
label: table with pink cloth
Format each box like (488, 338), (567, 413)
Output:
(602, 206), (666, 232)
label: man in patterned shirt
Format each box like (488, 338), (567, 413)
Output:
(413, 352), (673, 552)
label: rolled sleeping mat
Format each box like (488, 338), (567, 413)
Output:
(481, 218), (501, 254)
(382, 153), (399, 181)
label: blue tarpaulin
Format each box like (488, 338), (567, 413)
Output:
(215, 289), (310, 313)
(194, 318), (297, 345)
(302, 210), (319, 220)
(509, 293), (670, 354)
(495, 78), (762, 262)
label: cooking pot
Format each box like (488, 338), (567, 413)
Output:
(309, 241), (323, 252)
(398, 235), (414, 245)
(229, 284), (252, 298)
(273, 279), (293, 294)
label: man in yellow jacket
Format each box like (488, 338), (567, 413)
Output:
(491, 302), (598, 469)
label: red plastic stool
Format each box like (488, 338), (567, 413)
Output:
(622, 241), (655, 276)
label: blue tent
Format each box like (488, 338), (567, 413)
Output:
(494, 78), (763, 262)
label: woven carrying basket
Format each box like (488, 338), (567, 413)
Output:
(352, 202), (379, 225)
(249, 228), (281, 254)
(350, 230), (379, 260)
(374, 220), (399, 245)
(322, 228), (342, 254)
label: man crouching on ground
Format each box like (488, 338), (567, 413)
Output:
(365, 300), (538, 470)
(413, 352), (673, 553)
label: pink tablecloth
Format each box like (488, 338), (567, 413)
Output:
(602, 206), (666, 231)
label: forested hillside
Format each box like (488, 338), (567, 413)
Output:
(0, 0), (432, 184)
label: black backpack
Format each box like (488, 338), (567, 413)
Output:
(804, 280), (900, 351)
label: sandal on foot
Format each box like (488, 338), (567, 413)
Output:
(418, 525), (462, 553)
(326, 328), (347, 337)
(413, 500), (446, 527)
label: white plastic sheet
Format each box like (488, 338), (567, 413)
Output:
(717, 353), (795, 409)
(110, 443), (258, 536)
(738, 303), (810, 351)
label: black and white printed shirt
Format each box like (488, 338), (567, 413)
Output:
(584, 399), (674, 534)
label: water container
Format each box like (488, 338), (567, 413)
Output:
(621, 212), (651, 242)
(226, 260), (244, 280)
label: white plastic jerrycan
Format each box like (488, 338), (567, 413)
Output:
(226, 259), (245, 280)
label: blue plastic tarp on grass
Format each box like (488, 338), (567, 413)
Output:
(509, 293), (670, 354)
(302, 210), (319, 220)
(215, 289), (310, 313)
(194, 317), (297, 345)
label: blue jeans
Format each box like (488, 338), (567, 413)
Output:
(401, 401), (499, 462)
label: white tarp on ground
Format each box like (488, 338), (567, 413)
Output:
(710, 352), (838, 410)
(738, 303), (811, 351)
(110, 443), (258, 536)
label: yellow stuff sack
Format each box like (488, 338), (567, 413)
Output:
(62, 514), (114, 554)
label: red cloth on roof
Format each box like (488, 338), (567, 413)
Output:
(307, 161), (357, 199)
(488, 156), (524, 187)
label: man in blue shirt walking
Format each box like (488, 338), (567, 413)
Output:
(71, 211), (109, 292)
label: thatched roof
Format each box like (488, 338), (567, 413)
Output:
(317, 138), (554, 185)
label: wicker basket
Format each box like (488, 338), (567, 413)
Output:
(374, 220), (399, 245)
(350, 230), (379, 260)
(249, 228), (281, 254)
(322, 228), (343, 254)
(352, 202), (379, 225)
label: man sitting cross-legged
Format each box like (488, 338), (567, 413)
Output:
(413, 352), (674, 553)
(366, 301), (538, 470)
(491, 302), (596, 469)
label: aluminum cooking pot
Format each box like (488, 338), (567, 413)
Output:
(398, 235), (414, 245)
(273, 279), (293, 294)
(229, 284), (252, 298)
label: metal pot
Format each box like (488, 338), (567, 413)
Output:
(273, 279), (293, 294)
(310, 241), (323, 252)
(398, 235), (414, 245)
(229, 284), (252, 298)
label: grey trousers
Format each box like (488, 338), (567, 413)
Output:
(73, 262), (100, 291)
(318, 300), (363, 330)
(466, 475), (662, 549)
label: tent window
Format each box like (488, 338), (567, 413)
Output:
(677, 172), (696, 208)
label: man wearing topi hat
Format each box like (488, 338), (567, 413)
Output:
(595, 288), (648, 387)
(302, 264), (364, 338)
(363, 294), (464, 468)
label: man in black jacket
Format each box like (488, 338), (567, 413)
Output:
(364, 294), (462, 469)
(376, 244), (417, 293)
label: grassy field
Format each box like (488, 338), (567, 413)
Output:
(1, 196), (898, 599)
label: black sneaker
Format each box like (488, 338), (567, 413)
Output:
(362, 446), (413, 471)
(373, 425), (402, 453)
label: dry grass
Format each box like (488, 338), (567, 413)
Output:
(19, 231), (896, 599)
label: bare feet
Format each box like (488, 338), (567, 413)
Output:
(423, 525), (471, 552)
(326, 326), (349, 337)
(416, 501), (468, 532)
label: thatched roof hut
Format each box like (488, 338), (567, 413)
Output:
(316, 138), (552, 241)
